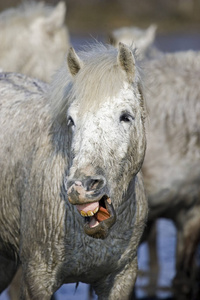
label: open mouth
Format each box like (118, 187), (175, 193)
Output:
(76, 195), (116, 239)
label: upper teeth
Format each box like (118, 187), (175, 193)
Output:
(80, 206), (99, 217)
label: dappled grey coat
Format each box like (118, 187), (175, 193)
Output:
(0, 43), (148, 300)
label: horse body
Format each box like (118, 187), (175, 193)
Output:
(143, 51), (200, 299)
(0, 44), (148, 299)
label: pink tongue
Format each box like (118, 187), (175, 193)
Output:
(89, 216), (99, 228)
(76, 201), (99, 213)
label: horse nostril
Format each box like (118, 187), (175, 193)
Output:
(86, 177), (106, 192)
(66, 179), (82, 190)
(67, 176), (106, 195)
(88, 179), (100, 191)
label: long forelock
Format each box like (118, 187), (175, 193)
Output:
(49, 43), (143, 122)
(70, 44), (139, 113)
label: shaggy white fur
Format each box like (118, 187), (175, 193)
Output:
(0, 1), (70, 82)
(0, 43), (148, 300)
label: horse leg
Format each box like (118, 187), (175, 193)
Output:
(20, 259), (59, 300)
(139, 220), (159, 297)
(0, 255), (18, 293)
(93, 258), (138, 300)
(173, 204), (200, 300)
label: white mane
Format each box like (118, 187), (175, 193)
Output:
(49, 43), (143, 122)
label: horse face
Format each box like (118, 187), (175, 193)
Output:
(66, 44), (146, 238)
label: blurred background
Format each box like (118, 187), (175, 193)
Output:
(0, 0), (200, 51)
(0, 1), (199, 299)
(1, 0), (200, 33)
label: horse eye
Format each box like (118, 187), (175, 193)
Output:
(120, 113), (134, 123)
(67, 116), (75, 127)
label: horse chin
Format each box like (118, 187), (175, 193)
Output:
(83, 197), (116, 239)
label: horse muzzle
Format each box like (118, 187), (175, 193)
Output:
(66, 176), (116, 239)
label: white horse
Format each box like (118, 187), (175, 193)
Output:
(143, 50), (200, 299)
(0, 1), (70, 82)
(109, 24), (160, 59)
(0, 43), (148, 299)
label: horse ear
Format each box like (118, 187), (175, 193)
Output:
(67, 47), (83, 77)
(31, 2), (66, 34)
(46, 1), (66, 31)
(146, 24), (157, 44)
(117, 42), (135, 83)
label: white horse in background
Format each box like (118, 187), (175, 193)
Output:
(0, 1), (70, 82)
(109, 24), (161, 59)
(143, 50), (200, 300)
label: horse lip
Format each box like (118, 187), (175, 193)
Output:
(83, 197), (116, 239)
(68, 187), (108, 205)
